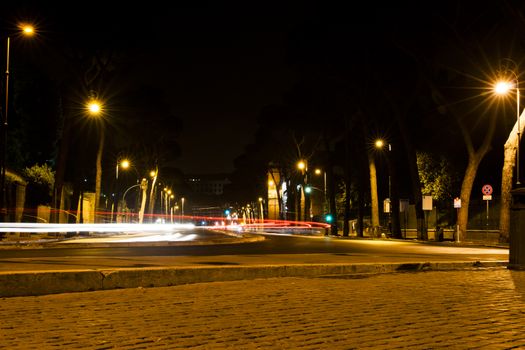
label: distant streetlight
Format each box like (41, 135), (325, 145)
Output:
(296, 160), (310, 220)
(1, 23), (35, 219)
(258, 197), (264, 224)
(314, 168), (327, 214)
(375, 138), (392, 233)
(112, 158), (131, 222)
(117, 159), (130, 179)
(181, 197), (185, 223)
(495, 73), (521, 185)
(148, 167), (158, 221)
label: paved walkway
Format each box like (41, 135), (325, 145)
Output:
(2, 267), (525, 349)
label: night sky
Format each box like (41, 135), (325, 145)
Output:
(1, 1), (522, 179)
(1, 1), (302, 174)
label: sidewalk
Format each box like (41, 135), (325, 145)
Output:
(1, 268), (524, 349)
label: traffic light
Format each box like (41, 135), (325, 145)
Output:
(325, 214), (333, 223)
(225, 209), (230, 215)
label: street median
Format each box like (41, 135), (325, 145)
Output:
(0, 260), (508, 297)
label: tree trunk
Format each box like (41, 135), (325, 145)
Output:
(148, 168), (158, 222)
(458, 156), (482, 241)
(388, 152), (402, 238)
(368, 154), (380, 233)
(139, 179), (148, 224)
(343, 180), (351, 236)
(499, 110), (525, 242)
(52, 113), (71, 223)
(94, 127), (104, 223)
(357, 182), (364, 237)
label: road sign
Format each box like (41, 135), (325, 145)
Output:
(482, 184), (493, 195)
(422, 196), (433, 211)
(483, 195), (492, 201)
(454, 197), (461, 208)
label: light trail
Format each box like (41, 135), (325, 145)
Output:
(0, 223), (195, 233)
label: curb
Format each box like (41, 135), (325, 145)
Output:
(0, 260), (508, 298)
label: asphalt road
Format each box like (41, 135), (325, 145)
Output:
(0, 229), (509, 271)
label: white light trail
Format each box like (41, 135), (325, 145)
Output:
(0, 223), (195, 233)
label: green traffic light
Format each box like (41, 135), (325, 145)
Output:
(325, 214), (333, 223)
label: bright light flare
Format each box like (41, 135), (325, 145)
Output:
(19, 24), (35, 36)
(494, 81), (513, 95)
(87, 100), (102, 115)
(375, 139), (384, 148)
(120, 159), (130, 169)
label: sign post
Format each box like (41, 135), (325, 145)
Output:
(454, 197), (461, 242)
(482, 184), (493, 231)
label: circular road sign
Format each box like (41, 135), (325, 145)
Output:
(482, 184), (493, 195)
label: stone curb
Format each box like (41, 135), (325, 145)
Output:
(0, 260), (508, 298)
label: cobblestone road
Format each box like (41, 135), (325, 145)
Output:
(1, 268), (525, 349)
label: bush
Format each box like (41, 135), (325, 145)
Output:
(23, 164), (55, 207)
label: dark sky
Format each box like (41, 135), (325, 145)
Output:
(3, 1), (515, 177)
(2, 1), (304, 174)
(132, 3), (298, 174)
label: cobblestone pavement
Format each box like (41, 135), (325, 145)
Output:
(1, 268), (525, 349)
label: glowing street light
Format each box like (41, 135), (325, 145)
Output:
(296, 160), (310, 221)
(1, 23), (36, 219)
(258, 197), (264, 223)
(116, 158), (130, 180)
(21, 24), (35, 36)
(375, 138), (392, 233)
(495, 76), (521, 185)
(314, 168), (328, 214)
(113, 158), (131, 222)
(88, 101), (101, 114)
(86, 97), (104, 222)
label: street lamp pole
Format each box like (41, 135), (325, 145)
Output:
(258, 197), (264, 224)
(0, 36), (10, 219)
(495, 68), (522, 185)
(181, 197), (185, 223)
(517, 81), (521, 185)
(1, 25), (34, 220)
(375, 139), (392, 234)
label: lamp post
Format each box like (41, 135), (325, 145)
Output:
(314, 168), (327, 215)
(169, 194), (174, 223)
(495, 76), (521, 185)
(112, 158), (130, 222)
(375, 139), (392, 233)
(297, 160), (309, 221)
(86, 98), (103, 223)
(258, 197), (264, 224)
(148, 168), (158, 221)
(122, 183), (141, 222)
(181, 197), (185, 223)
(1, 24), (35, 220)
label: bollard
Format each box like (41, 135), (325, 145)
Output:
(509, 187), (525, 270)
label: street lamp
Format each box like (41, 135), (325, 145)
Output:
(314, 168), (327, 214)
(1, 23), (35, 219)
(116, 159), (130, 180)
(112, 158), (130, 222)
(258, 197), (264, 224)
(181, 197), (185, 223)
(375, 138), (392, 233)
(495, 75), (521, 185)
(297, 160), (309, 221)
(86, 98), (104, 223)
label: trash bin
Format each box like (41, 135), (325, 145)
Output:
(509, 187), (525, 270)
